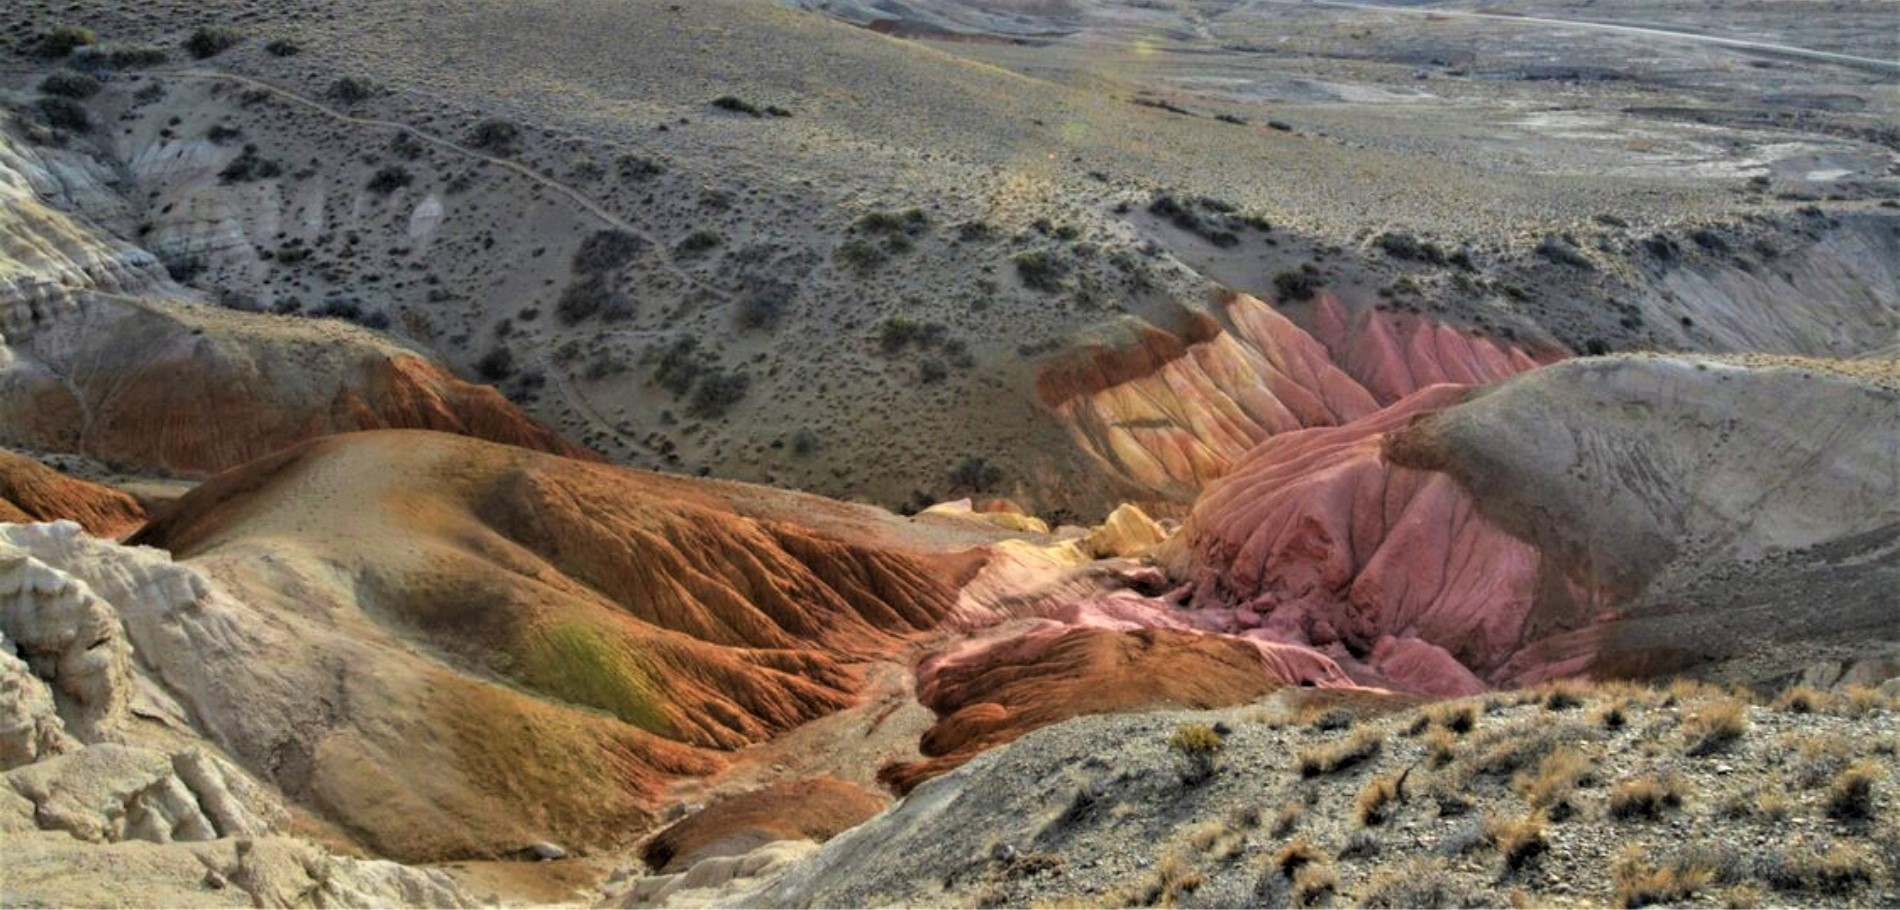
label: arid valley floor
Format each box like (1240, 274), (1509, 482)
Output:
(1, 1), (1898, 907)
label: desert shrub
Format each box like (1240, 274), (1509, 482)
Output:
(834, 239), (886, 274)
(206, 124), (243, 144)
(1536, 235), (1594, 270)
(675, 229), (723, 256)
(917, 358), (949, 384)
(1826, 760), (1883, 822)
(38, 71), (102, 99)
(1428, 702), (1477, 735)
(1515, 747), (1595, 821)
(949, 457), (1003, 494)
(1271, 839), (1324, 879)
(1425, 728), (1458, 769)
(1274, 267), (1320, 302)
(1355, 773), (1402, 826)
(328, 77), (376, 104)
(264, 38), (301, 56)
(791, 429), (820, 457)
(1608, 774), (1687, 820)
(1361, 859), (1487, 909)
(1758, 840), (1882, 895)
(1486, 810), (1547, 871)
(654, 336), (705, 395)
(1167, 723), (1225, 785)
(1012, 250), (1068, 292)
(1374, 231), (1447, 265)
(1683, 699), (1748, 756)
(1270, 802), (1302, 838)
(1307, 708), (1355, 731)
(219, 146), (282, 183)
(1296, 729), (1383, 777)
(366, 166), (412, 195)
(1786, 732), (1854, 788)
(1292, 864), (1337, 907)
(556, 274), (630, 325)
(855, 209), (929, 236)
(465, 119), (521, 155)
(388, 132), (427, 160)
(475, 347), (515, 381)
(1612, 846), (1713, 908)
(711, 95), (762, 116)
(689, 369), (749, 418)
(1594, 700), (1629, 730)
(1773, 685), (1830, 714)
(1840, 684), (1893, 716)
(184, 26), (243, 59)
(35, 97), (91, 133)
(616, 154), (664, 179)
(1540, 679), (1590, 711)
(36, 26), (97, 58)
(74, 43), (169, 69)
(572, 230), (645, 273)
(736, 289), (789, 330)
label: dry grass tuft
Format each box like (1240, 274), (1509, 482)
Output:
(1272, 838), (1325, 879)
(1612, 846), (1714, 908)
(1608, 774), (1688, 820)
(1485, 810), (1548, 871)
(1427, 701), (1478, 735)
(1683, 699), (1749, 756)
(1354, 773), (1403, 827)
(1296, 729), (1383, 778)
(1826, 760), (1884, 822)
(1292, 863), (1338, 907)
(1514, 746), (1596, 821)
(1270, 801), (1302, 838)
(1772, 684), (1831, 714)
(1425, 728), (1458, 768)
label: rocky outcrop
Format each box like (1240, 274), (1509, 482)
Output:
(882, 624), (1349, 793)
(0, 450), (144, 538)
(1041, 292), (1547, 501)
(125, 429), (961, 861)
(0, 522), (478, 908)
(0, 539), (135, 742)
(639, 777), (887, 874)
(1167, 354), (1900, 690)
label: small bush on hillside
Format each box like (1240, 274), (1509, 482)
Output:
(1297, 729), (1383, 777)
(835, 239), (886, 274)
(1355, 773), (1402, 826)
(35, 97), (91, 133)
(1826, 760), (1883, 822)
(366, 166), (412, 195)
(38, 71), (102, 99)
(675, 229), (723, 256)
(328, 77), (376, 104)
(1608, 774), (1687, 820)
(616, 153), (664, 179)
(1684, 700), (1748, 756)
(184, 26), (243, 59)
(465, 118), (521, 155)
(264, 38), (301, 56)
(1612, 846), (1713, 908)
(572, 229), (645, 273)
(36, 26), (97, 58)
(855, 208), (929, 236)
(949, 456), (1003, 494)
(1487, 810), (1548, 871)
(475, 347), (515, 381)
(1167, 723), (1224, 785)
(711, 95), (761, 116)
(689, 369), (749, 418)
(1013, 250), (1067, 292)
(1274, 267), (1320, 302)
(737, 289), (789, 330)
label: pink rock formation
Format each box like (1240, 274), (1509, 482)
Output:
(1041, 292), (1549, 501)
(1310, 293), (1549, 404)
(1166, 384), (1545, 695)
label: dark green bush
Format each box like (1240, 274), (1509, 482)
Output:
(184, 26), (243, 60)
